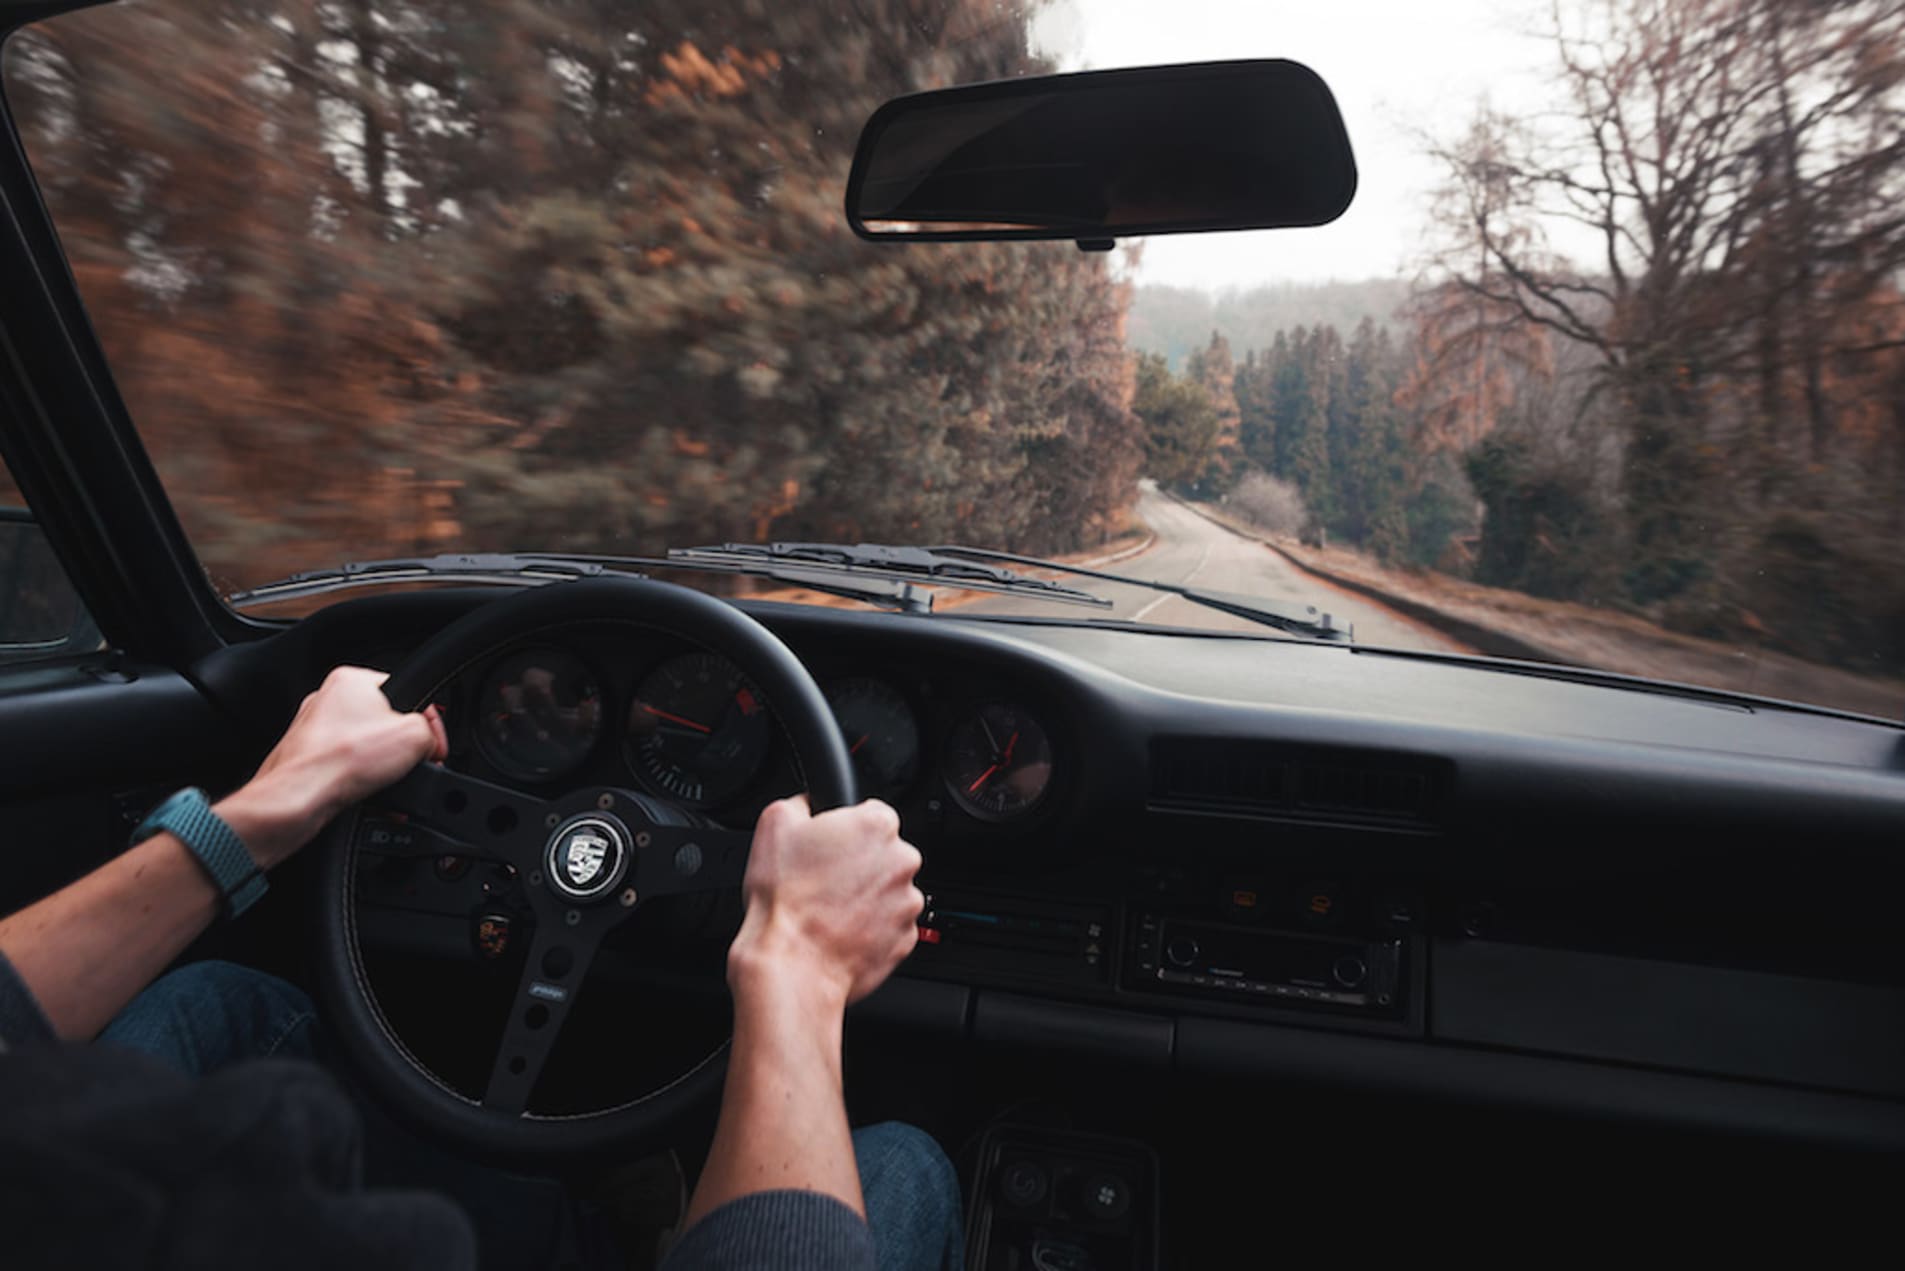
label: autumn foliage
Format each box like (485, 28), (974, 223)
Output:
(3, 0), (1141, 595)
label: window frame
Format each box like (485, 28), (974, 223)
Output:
(0, 1), (275, 671)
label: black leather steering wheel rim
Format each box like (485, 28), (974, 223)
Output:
(312, 575), (857, 1165)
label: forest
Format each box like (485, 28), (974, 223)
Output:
(1, 0), (1140, 595)
(1135, 0), (1905, 676)
(0, 0), (1901, 681)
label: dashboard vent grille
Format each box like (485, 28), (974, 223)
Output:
(1149, 738), (1444, 829)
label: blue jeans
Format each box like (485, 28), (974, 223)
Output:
(101, 961), (963, 1271)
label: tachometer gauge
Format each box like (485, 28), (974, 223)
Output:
(627, 652), (771, 807)
(825, 677), (921, 799)
(942, 702), (1053, 822)
(475, 648), (603, 781)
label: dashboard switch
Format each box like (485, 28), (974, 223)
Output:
(1080, 1172), (1133, 1222)
(1296, 879), (1344, 930)
(999, 1160), (1049, 1209)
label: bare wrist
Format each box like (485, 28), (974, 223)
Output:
(216, 775), (326, 870)
(728, 925), (853, 1018)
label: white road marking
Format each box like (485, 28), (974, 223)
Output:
(1129, 542), (1211, 622)
(1130, 593), (1173, 623)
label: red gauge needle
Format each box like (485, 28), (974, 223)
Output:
(850, 734), (871, 755)
(967, 731), (1018, 795)
(637, 702), (711, 734)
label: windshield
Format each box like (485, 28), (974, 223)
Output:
(3, 0), (1902, 716)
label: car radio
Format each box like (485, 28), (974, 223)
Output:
(1126, 912), (1403, 1014)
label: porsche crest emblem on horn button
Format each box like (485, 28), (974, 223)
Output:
(563, 831), (609, 887)
(543, 814), (630, 902)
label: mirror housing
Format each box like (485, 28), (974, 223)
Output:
(846, 59), (1357, 248)
(0, 507), (99, 663)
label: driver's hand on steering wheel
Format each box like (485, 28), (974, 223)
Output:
(225, 666), (448, 871)
(728, 795), (923, 1006)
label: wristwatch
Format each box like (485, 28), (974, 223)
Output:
(132, 787), (268, 918)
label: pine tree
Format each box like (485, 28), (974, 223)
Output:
(1135, 353), (1221, 492)
(1235, 341), (1278, 474)
(1287, 325), (1338, 527)
(1182, 330), (1240, 497)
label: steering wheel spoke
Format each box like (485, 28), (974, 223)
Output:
(373, 762), (551, 870)
(481, 908), (615, 1115)
(633, 823), (753, 898)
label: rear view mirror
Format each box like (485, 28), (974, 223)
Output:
(846, 59), (1357, 248)
(0, 507), (99, 662)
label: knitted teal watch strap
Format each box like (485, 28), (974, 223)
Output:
(133, 788), (267, 917)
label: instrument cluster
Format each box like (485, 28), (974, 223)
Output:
(457, 636), (1059, 828)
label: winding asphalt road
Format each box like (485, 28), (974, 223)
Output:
(968, 483), (1464, 653)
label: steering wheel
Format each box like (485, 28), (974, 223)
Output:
(312, 576), (858, 1164)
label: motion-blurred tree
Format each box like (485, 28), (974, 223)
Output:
(4, 0), (1142, 592)
(1417, 0), (1905, 665)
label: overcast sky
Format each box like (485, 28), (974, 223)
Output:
(1030, 0), (1557, 292)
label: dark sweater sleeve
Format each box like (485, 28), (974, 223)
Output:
(661, 1191), (877, 1271)
(0, 947), (56, 1051)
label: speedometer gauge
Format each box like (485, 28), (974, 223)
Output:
(475, 648), (603, 781)
(825, 677), (920, 799)
(942, 702), (1053, 822)
(627, 652), (771, 807)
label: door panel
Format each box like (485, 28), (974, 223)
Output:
(0, 661), (247, 914)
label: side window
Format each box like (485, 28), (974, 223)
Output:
(0, 461), (100, 665)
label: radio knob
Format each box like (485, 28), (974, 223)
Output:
(1165, 936), (1200, 968)
(1332, 955), (1368, 988)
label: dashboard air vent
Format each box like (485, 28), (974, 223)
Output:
(1148, 737), (1445, 829)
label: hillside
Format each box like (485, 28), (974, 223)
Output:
(1127, 278), (1411, 367)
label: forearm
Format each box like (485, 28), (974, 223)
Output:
(0, 785), (305, 1040)
(681, 953), (862, 1229)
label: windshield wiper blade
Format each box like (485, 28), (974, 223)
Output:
(227, 554), (610, 609)
(226, 551), (933, 614)
(229, 543), (1341, 639)
(667, 543), (1114, 612)
(226, 545), (1112, 616)
(921, 544), (1353, 642)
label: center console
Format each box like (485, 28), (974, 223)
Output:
(966, 1125), (1160, 1271)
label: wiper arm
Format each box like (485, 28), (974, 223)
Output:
(922, 544), (1353, 642)
(667, 543), (1114, 612)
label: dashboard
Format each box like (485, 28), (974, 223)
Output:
(208, 587), (1905, 1149)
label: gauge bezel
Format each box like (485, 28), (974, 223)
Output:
(624, 649), (774, 810)
(471, 644), (606, 783)
(940, 699), (1056, 823)
(823, 674), (924, 800)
